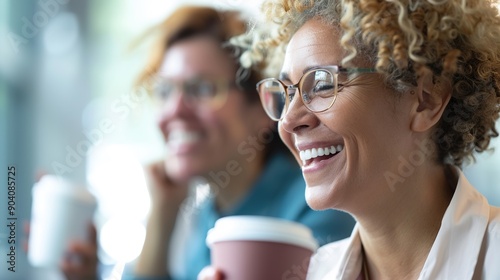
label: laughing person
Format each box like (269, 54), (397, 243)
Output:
(200, 0), (500, 279)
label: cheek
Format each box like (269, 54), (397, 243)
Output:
(210, 98), (257, 144)
(197, 109), (222, 130)
(326, 92), (410, 173)
(319, 94), (370, 139)
(329, 88), (399, 135)
(202, 94), (245, 127)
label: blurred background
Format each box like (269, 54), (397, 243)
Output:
(0, 0), (499, 279)
(0, 1), (262, 279)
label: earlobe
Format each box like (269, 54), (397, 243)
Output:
(410, 73), (452, 133)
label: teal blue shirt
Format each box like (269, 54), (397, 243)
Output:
(123, 153), (355, 280)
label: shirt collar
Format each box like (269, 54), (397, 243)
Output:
(312, 225), (362, 280)
(418, 166), (490, 279)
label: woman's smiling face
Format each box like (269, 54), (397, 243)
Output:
(278, 19), (416, 211)
(156, 36), (268, 183)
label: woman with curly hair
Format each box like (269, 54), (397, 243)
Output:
(200, 0), (500, 279)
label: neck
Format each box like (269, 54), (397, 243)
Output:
(209, 152), (266, 213)
(357, 164), (455, 280)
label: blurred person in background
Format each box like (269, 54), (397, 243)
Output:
(59, 5), (356, 280)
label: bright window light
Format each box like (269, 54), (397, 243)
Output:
(86, 144), (152, 264)
(87, 144), (150, 221)
(99, 218), (146, 263)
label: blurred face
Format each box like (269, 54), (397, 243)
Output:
(156, 36), (267, 183)
(279, 20), (415, 211)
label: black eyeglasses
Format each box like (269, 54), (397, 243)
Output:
(256, 65), (376, 121)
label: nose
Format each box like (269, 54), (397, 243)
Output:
(280, 90), (319, 134)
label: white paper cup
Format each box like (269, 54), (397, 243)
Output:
(206, 216), (318, 280)
(28, 175), (97, 268)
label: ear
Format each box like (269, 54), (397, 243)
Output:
(409, 71), (452, 133)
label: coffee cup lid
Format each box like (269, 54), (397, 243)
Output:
(206, 216), (318, 251)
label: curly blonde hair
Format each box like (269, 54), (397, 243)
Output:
(233, 0), (500, 166)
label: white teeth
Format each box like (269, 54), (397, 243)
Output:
(299, 145), (344, 162)
(330, 146), (336, 154)
(311, 148), (318, 158)
(168, 130), (201, 147)
(305, 149), (311, 159)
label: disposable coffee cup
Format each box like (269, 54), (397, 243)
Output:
(206, 216), (318, 280)
(28, 175), (97, 268)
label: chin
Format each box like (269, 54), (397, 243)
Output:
(304, 180), (347, 211)
(305, 186), (333, 210)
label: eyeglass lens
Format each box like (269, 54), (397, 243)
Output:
(154, 79), (220, 102)
(258, 69), (337, 120)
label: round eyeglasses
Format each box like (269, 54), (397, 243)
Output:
(256, 65), (376, 121)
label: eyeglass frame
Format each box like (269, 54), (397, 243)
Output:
(149, 75), (237, 110)
(256, 65), (377, 121)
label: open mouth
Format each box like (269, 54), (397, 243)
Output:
(299, 145), (344, 166)
(167, 129), (202, 150)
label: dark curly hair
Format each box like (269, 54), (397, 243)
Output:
(232, 0), (500, 167)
